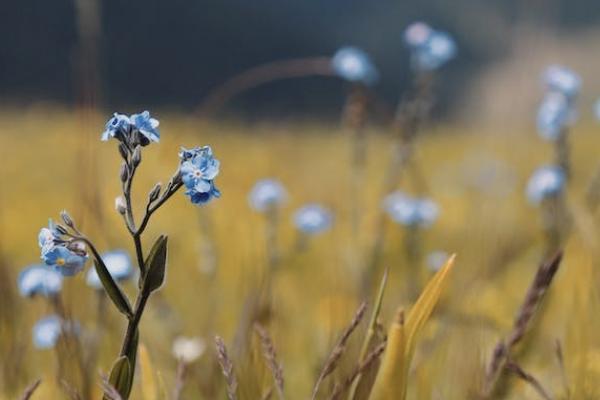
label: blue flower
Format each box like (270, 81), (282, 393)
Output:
(331, 47), (379, 86)
(293, 204), (333, 234)
(383, 191), (439, 227)
(537, 93), (575, 141)
(86, 250), (133, 290)
(101, 113), (131, 141)
(543, 65), (581, 100)
(405, 23), (456, 71)
(38, 221), (88, 277)
(179, 146), (221, 205)
(17, 265), (63, 298)
(32, 315), (78, 350)
(526, 165), (566, 204)
(248, 179), (287, 212)
(130, 111), (160, 144)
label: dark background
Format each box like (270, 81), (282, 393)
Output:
(0, 0), (597, 118)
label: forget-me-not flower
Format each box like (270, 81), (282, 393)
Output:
(130, 111), (160, 144)
(100, 111), (159, 145)
(18, 265), (63, 298)
(526, 165), (566, 204)
(86, 250), (133, 289)
(32, 315), (62, 349)
(248, 179), (287, 212)
(101, 113), (131, 141)
(383, 191), (439, 227)
(331, 47), (379, 86)
(293, 204), (333, 234)
(38, 220), (88, 276)
(537, 93), (575, 141)
(543, 65), (581, 100)
(179, 146), (221, 205)
(404, 22), (456, 71)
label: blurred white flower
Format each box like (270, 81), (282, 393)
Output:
(172, 336), (206, 363)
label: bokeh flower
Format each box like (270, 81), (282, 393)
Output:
(172, 336), (206, 364)
(179, 146), (221, 205)
(537, 93), (575, 141)
(248, 179), (287, 212)
(426, 251), (449, 272)
(543, 65), (581, 100)
(130, 110), (160, 144)
(86, 250), (133, 289)
(17, 265), (63, 298)
(101, 113), (131, 141)
(383, 191), (439, 227)
(404, 22), (456, 71)
(526, 165), (566, 204)
(331, 46), (379, 86)
(293, 204), (333, 234)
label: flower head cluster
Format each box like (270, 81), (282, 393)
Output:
(179, 146), (221, 205)
(32, 315), (78, 349)
(383, 191), (439, 228)
(86, 250), (133, 290)
(331, 46), (379, 86)
(101, 111), (160, 146)
(248, 179), (287, 212)
(526, 165), (566, 204)
(293, 204), (333, 235)
(404, 22), (456, 71)
(537, 66), (580, 141)
(18, 265), (63, 298)
(38, 220), (88, 276)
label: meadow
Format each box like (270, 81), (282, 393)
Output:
(1, 99), (600, 400)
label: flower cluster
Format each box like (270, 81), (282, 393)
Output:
(331, 46), (379, 86)
(404, 22), (456, 71)
(101, 111), (160, 145)
(38, 220), (88, 276)
(86, 250), (133, 290)
(383, 191), (439, 228)
(248, 179), (287, 212)
(526, 165), (566, 204)
(537, 65), (580, 141)
(293, 204), (333, 235)
(179, 146), (221, 205)
(17, 265), (63, 298)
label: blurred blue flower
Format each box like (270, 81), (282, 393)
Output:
(33, 315), (62, 349)
(426, 250), (449, 272)
(331, 47), (379, 86)
(101, 113), (131, 141)
(17, 265), (63, 298)
(293, 204), (333, 234)
(248, 179), (287, 212)
(86, 250), (133, 290)
(537, 93), (575, 141)
(526, 165), (566, 204)
(130, 111), (160, 144)
(405, 23), (456, 71)
(383, 191), (439, 227)
(179, 146), (221, 205)
(543, 65), (581, 99)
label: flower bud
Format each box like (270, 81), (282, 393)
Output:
(60, 210), (74, 228)
(118, 143), (129, 160)
(132, 146), (142, 167)
(54, 224), (69, 235)
(148, 183), (161, 203)
(120, 163), (128, 182)
(115, 196), (127, 215)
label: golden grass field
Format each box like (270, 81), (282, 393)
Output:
(2, 109), (600, 399)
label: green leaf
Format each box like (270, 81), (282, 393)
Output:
(123, 330), (139, 399)
(94, 259), (133, 319)
(105, 356), (131, 400)
(142, 235), (168, 294)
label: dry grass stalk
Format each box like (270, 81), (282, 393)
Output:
(19, 378), (41, 400)
(261, 386), (274, 400)
(482, 251), (563, 397)
(311, 301), (368, 400)
(328, 340), (387, 400)
(99, 376), (123, 400)
(60, 379), (83, 400)
(215, 335), (239, 400)
(254, 323), (285, 399)
(505, 360), (553, 400)
(554, 339), (570, 398)
(172, 361), (186, 400)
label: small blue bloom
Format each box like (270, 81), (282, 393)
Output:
(248, 179), (287, 212)
(293, 204), (333, 235)
(179, 146), (221, 205)
(537, 93), (575, 141)
(526, 165), (566, 204)
(32, 315), (78, 350)
(404, 22), (433, 48)
(383, 191), (439, 227)
(86, 250), (133, 290)
(101, 113), (131, 141)
(405, 23), (456, 71)
(17, 265), (63, 298)
(130, 111), (160, 144)
(42, 246), (88, 276)
(543, 65), (581, 99)
(331, 47), (379, 86)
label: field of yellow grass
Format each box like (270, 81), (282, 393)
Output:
(1, 109), (600, 399)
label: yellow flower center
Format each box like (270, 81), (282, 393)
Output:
(56, 258), (66, 266)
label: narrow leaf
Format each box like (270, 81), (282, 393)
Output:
(139, 343), (158, 400)
(94, 259), (133, 319)
(142, 235), (168, 293)
(105, 356), (131, 400)
(123, 330), (139, 399)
